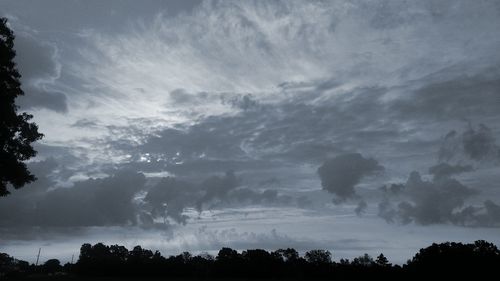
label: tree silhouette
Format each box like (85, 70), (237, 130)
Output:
(304, 249), (332, 264)
(352, 253), (374, 267)
(0, 17), (43, 196)
(375, 253), (390, 267)
(2, 240), (499, 280)
(42, 259), (61, 274)
(405, 240), (500, 277)
(275, 248), (300, 262)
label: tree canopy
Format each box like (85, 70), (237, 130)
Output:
(0, 17), (43, 196)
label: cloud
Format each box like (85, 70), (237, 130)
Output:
(428, 163), (473, 180)
(14, 32), (59, 81)
(377, 199), (397, 224)
(1, 163), (291, 229)
(390, 69), (500, 123)
(398, 171), (477, 225)
(481, 200), (500, 226)
(17, 88), (68, 113)
(375, 123), (500, 227)
(144, 176), (200, 224)
(226, 94), (259, 111)
(355, 200), (368, 216)
(144, 171), (292, 224)
(197, 171), (240, 208)
(0, 169), (146, 227)
(378, 169), (500, 227)
(115, 86), (393, 182)
(2, 0), (500, 245)
(5, 0), (499, 197)
(317, 153), (384, 200)
(61, 0), (500, 130)
(13, 31), (67, 113)
(0, 158), (59, 201)
(438, 124), (500, 163)
(462, 124), (499, 161)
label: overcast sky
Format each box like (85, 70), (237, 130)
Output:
(1, 0), (500, 264)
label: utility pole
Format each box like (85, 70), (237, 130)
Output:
(71, 254), (74, 264)
(35, 248), (41, 266)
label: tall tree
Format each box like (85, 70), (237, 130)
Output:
(0, 18), (43, 196)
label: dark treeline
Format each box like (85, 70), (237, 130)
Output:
(1, 240), (499, 280)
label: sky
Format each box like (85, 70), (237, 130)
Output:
(1, 0), (500, 265)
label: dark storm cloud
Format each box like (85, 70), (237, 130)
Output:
(33, 171), (145, 226)
(0, 168), (146, 227)
(1, 158), (290, 229)
(12, 32), (68, 112)
(0, 158), (59, 198)
(376, 123), (500, 227)
(462, 124), (500, 161)
(145, 176), (200, 224)
(438, 124), (500, 163)
(396, 171), (476, 225)
(197, 170), (240, 210)
(378, 169), (500, 227)
(317, 153), (384, 201)
(144, 171), (291, 224)
(196, 172), (292, 209)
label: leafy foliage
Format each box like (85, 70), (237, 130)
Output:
(0, 18), (43, 196)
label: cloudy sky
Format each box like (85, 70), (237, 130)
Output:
(1, 0), (500, 264)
